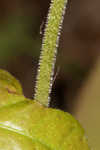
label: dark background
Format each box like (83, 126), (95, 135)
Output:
(0, 0), (100, 149)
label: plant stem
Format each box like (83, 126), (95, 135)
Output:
(34, 0), (68, 107)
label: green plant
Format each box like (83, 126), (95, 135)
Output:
(0, 0), (90, 149)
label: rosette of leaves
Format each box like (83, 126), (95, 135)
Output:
(0, 69), (90, 149)
(0, 0), (91, 149)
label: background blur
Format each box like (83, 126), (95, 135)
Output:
(0, 0), (99, 149)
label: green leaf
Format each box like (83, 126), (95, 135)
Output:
(0, 69), (90, 150)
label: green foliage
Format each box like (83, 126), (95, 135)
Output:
(0, 0), (91, 149)
(0, 69), (24, 108)
(0, 69), (90, 150)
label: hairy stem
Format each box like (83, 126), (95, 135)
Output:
(34, 0), (68, 107)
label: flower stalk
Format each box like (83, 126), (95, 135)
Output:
(34, 0), (68, 107)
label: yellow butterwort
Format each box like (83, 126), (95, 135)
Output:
(0, 0), (91, 149)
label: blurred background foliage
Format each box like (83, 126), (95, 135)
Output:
(0, 0), (99, 149)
